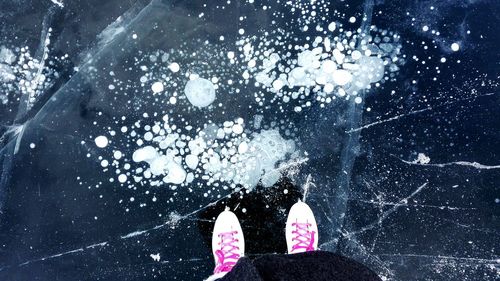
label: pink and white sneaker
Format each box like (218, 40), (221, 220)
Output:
(209, 209), (245, 280)
(285, 201), (318, 254)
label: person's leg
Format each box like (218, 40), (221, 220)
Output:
(217, 257), (263, 281)
(252, 251), (382, 281)
(205, 208), (247, 281)
(252, 201), (380, 281)
(206, 201), (381, 281)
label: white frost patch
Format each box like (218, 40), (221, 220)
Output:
(451, 42), (460, 52)
(0, 63), (15, 82)
(95, 136), (109, 148)
(184, 78), (216, 107)
(97, 25), (125, 46)
(150, 253), (161, 262)
(0, 46), (16, 65)
(50, 0), (64, 8)
(413, 153), (431, 164)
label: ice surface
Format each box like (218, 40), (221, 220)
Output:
(0, 0), (499, 280)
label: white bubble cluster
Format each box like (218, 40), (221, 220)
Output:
(0, 34), (66, 106)
(95, 115), (297, 190)
(236, 22), (402, 109)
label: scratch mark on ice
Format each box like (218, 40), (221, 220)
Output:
(274, 157), (309, 176)
(302, 174), (315, 203)
(120, 230), (148, 239)
(160, 257), (205, 264)
(12, 124), (26, 154)
(423, 213), (499, 235)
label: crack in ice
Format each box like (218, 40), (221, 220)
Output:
(397, 156), (500, 170)
(1, 191), (237, 271)
(376, 253), (500, 264)
(423, 213), (500, 236)
(347, 107), (432, 133)
(349, 198), (477, 211)
(121, 191), (237, 239)
(349, 182), (429, 235)
(0, 242), (109, 271)
(339, 232), (395, 279)
(302, 174), (315, 203)
(348, 92), (497, 133)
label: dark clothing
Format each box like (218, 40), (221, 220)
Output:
(219, 251), (382, 281)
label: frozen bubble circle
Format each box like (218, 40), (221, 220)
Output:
(183, 78), (216, 108)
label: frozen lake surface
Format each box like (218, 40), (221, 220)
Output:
(0, 0), (499, 280)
